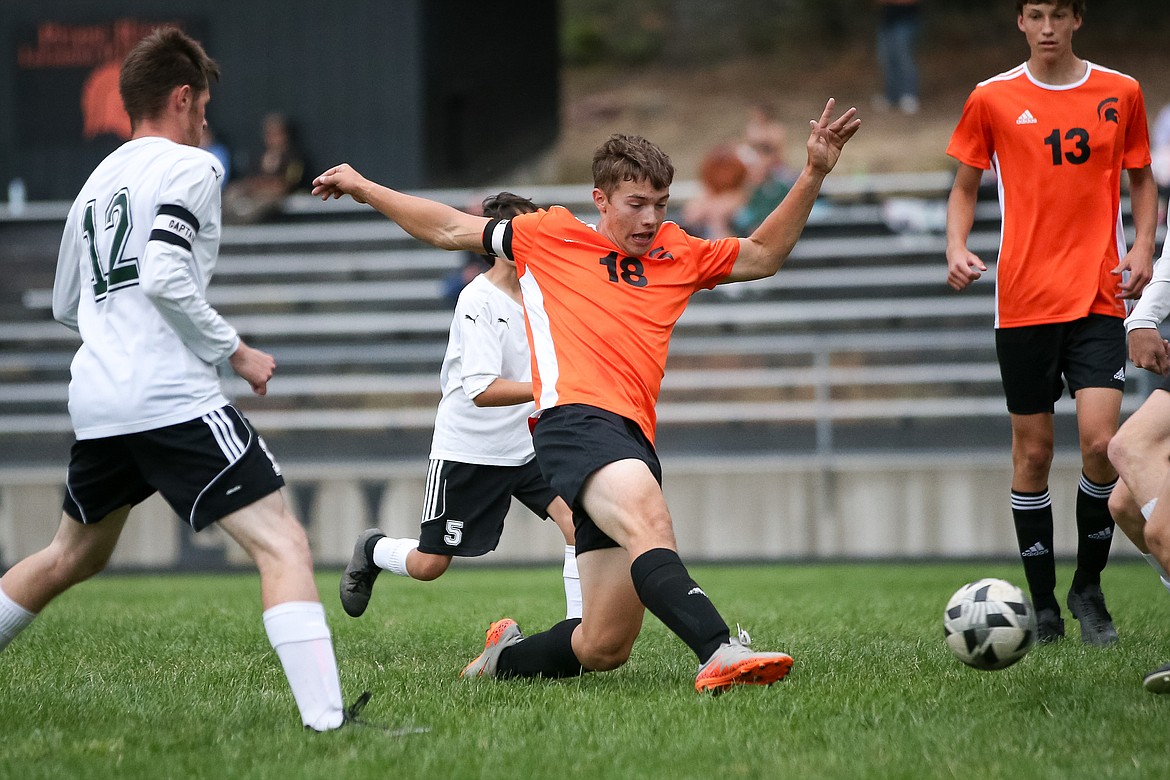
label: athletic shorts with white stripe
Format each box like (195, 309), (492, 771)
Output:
(418, 458), (560, 557)
(63, 405), (285, 531)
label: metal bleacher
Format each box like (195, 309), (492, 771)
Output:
(0, 173), (1156, 467)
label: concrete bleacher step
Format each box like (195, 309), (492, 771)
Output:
(3, 175), (1157, 464)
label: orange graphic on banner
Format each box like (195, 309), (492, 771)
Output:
(81, 61), (131, 140)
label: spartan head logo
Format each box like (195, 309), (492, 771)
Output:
(1097, 97), (1119, 124)
(81, 61), (132, 140)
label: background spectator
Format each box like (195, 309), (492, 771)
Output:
(223, 112), (308, 223)
(875, 0), (922, 115)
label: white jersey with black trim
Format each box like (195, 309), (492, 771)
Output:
(1126, 208), (1170, 332)
(429, 273), (536, 466)
(52, 136), (238, 439)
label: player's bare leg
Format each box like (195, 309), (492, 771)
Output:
(220, 491), (344, 731)
(1109, 389), (1170, 588)
(0, 506), (130, 650)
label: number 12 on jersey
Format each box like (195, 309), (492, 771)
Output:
(82, 187), (140, 300)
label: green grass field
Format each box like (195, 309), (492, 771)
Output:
(1, 561), (1166, 779)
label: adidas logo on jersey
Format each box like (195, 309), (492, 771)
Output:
(1016, 109), (1038, 125)
(1020, 542), (1049, 557)
(1113, 368), (1126, 382)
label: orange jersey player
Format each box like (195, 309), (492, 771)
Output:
(486, 207), (738, 444)
(945, 0), (1158, 649)
(313, 98), (859, 694)
(947, 59), (1151, 327)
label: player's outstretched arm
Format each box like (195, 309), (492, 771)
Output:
(312, 163), (489, 253)
(944, 163), (987, 292)
(723, 98), (860, 283)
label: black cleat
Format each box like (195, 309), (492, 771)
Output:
(1066, 584), (1118, 646)
(1035, 607), (1065, 643)
(339, 529), (385, 617)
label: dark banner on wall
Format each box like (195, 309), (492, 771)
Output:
(14, 18), (204, 147)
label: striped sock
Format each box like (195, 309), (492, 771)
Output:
(1073, 473), (1116, 589)
(1011, 488), (1057, 612)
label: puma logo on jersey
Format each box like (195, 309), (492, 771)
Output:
(497, 317), (509, 327)
(648, 246), (675, 261)
(1016, 109), (1037, 125)
(464, 314), (479, 323)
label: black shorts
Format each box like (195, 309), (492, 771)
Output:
(418, 458), (560, 557)
(532, 404), (662, 555)
(995, 314), (1125, 415)
(63, 405), (285, 532)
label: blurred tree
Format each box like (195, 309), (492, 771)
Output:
(560, 0), (1169, 67)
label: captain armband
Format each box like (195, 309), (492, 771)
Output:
(482, 218), (514, 260)
(149, 204), (201, 252)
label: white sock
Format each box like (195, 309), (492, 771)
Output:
(1142, 498), (1158, 520)
(262, 601), (344, 731)
(563, 545), (582, 620)
(372, 537), (419, 578)
(0, 584), (36, 652)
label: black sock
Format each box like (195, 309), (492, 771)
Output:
(496, 618), (583, 679)
(1073, 473), (1116, 590)
(363, 532), (384, 563)
(630, 548), (729, 664)
(1011, 488), (1058, 613)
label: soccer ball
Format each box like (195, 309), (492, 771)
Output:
(943, 578), (1036, 671)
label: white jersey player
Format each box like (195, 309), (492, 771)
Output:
(1107, 206), (1170, 692)
(339, 193), (580, 622)
(0, 27), (358, 732)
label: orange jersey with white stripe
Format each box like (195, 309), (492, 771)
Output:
(483, 206), (739, 443)
(947, 62), (1151, 327)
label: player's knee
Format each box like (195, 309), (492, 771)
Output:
(576, 630), (635, 671)
(1106, 428), (1130, 471)
(1013, 442), (1053, 478)
(580, 643), (632, 672)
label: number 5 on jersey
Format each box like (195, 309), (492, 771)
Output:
(83, 187), (140, 301)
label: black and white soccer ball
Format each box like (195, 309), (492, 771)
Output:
(943, 578), (1036, 671)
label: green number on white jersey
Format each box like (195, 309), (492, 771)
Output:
(82, 187), (139, 301)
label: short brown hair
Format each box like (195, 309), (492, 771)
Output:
(120, 26), (219, 126)
(482, 191), (537, 220)
(1016, 0), (1085, 16)
(591, 134), (674, 196)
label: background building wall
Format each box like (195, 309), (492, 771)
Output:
(0, 0), (559, 200)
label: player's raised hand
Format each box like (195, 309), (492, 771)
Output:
(806, 98), (861, 176)
(312, 163), (370, 203)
